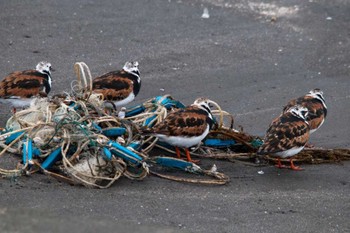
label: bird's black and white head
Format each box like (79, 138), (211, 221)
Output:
(307, 88), (327, 108)
(36, 61), (53, 76)
(123, 61), (140, 78)
(192, 97), (212, 115)
(288, 105), (309, 121)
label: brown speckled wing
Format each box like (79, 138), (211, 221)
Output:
(0, 70), (48, 98)
(302, 98), (327, 130)
(282, 99), (297, 113)
(283, 96), (327, 131)
(152, 106), (211, 137)
(258, 112), (310, 154)
(92, 70), (134, 101)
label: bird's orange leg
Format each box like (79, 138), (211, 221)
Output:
(175, 147), (182, 159)
(185, 149), (200, 164)
(290, 159), (303, 171)
(275, 158), (287, 169)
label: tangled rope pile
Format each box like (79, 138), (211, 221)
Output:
(0, 62), (349, 188)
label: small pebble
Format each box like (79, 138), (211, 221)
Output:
(201, 8), (210, 19)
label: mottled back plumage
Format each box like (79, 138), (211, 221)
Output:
(258, 105), (310, 158)
(151, 106), (213, 138)
(0, 61), (52, 99)
(92, 61), (140, 107)
(143, 98), (214, 148)
(283, 89), (327, 133)
(0, 62), (52, 111)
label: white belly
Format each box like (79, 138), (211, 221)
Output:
(0, 98), (34, 108)
(156, 125), (210, 148)
(310, 118), (325, 134)
(274, 146), (304, 158)
(114, 92), (135, 107)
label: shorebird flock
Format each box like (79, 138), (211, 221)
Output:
(0, 61), (327, 171)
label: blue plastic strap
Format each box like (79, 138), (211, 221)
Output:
(108, 141), (143, 165)
(69, 103), (80, 111)
(22, 139), (33, 165)
(154, 96), (171, 105)
(154, 157), (201, 173)
(127, 141), (142, 151)
(92, 122), (102, 132)
(5, 132), (24, 145)
(143, 115), (157, 127)
(154, 96), (186, 109)
(174, 101), (186, 109)
(102, 127), (126, 137)
(22, 141), (27, 164)
(250, 138), (263, 148)
(41, 148), (62, 170)
(203, 138), (236, 147)
(125, 105), (146, 117)
(32, 147), (41, 157)
(27, 139), (33, 163)
(103, 147), (112, 160)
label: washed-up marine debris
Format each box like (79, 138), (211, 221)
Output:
(0, 62), (349, 188)
(0, 62), (229, 187)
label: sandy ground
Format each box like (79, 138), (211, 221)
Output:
(0, 0), (349, 232)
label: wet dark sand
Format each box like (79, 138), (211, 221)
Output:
(0, 1), (349, 232)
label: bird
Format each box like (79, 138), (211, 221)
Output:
(92, 61), (140, 110)
(258, 105), (310, 171)
(142, 97), (215, 163)
(282, 88), (327, 134)
(0, 61), (53, 113)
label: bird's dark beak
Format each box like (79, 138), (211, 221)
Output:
(50, 67), (55, 72)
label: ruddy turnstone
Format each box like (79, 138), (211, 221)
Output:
(92, 61), (141, 109)
(258, 105), (310, 170)
(142, 97), (214, 163)
(283, 89), (327, 134)
(0, 61), (53, 112)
